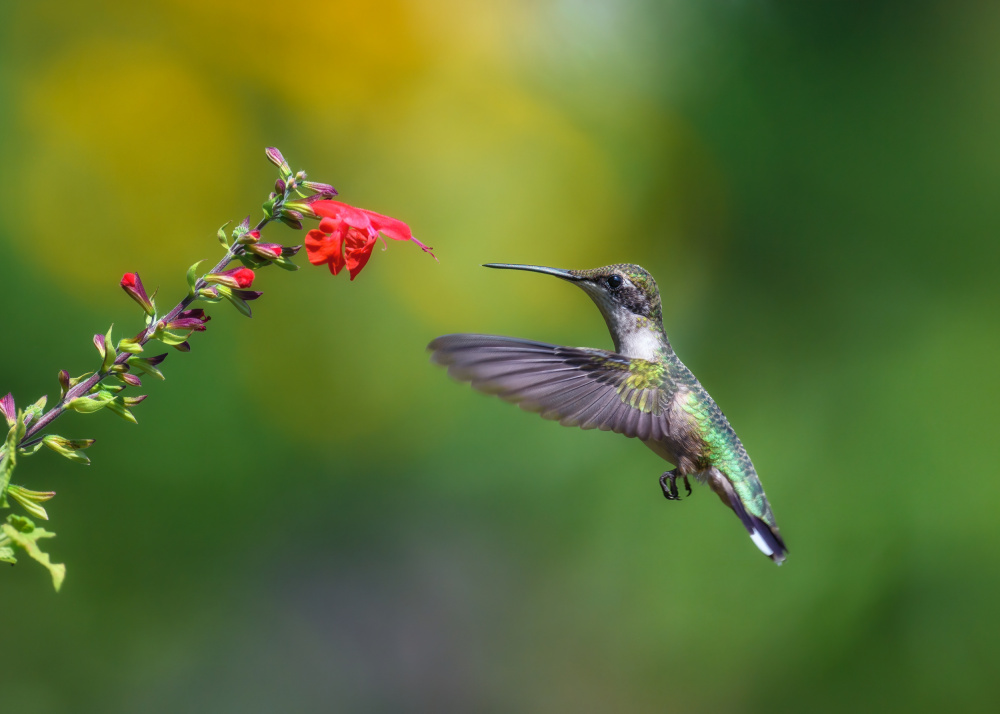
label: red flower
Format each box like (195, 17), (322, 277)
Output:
(304, 200), (435, 280)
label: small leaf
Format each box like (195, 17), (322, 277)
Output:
(155, 330), (192, 346)
(101, 325), (117, 372)
(43, 435), (94, 464)
(7, 485), (56, 520)
(127, 356), (165, 380)
(118, 337), (143, 354)
(105, 399), (137, 424)
(66, 395), (113, 414)
(0, 545), (15, 564)
(3, 516), (65, 591)
(217, 221), (232, 248)
(187, 259), (208, 296)
(271, 255), (300, 271)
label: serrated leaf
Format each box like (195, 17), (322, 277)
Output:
(187, 259), (208, 297)
(2, 519), (65, 591)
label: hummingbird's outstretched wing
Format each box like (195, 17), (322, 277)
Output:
(429, 334), (677, 442)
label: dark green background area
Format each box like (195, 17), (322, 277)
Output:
(1, 1), (998, 711)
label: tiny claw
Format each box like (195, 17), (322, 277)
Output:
(659, 470), (682, 501)
(684, 475), (692, 497)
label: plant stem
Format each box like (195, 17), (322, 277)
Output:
(18, 217), (272, 449)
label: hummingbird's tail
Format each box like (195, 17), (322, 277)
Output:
(710, 469), (787, 565)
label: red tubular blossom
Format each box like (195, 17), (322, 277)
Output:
(304, 200), (435, 280)
(120, 272), (155, 316)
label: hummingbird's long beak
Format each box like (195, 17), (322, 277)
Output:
(483, 264), (581, 281)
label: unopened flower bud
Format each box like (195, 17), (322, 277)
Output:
(275, 179), (287, 194)
(282, 200), (318, 219)
(120, 272), (155, 316)
(204, 267), (255, 289)
(248, 242), (284, 260)
(0, 393), (15, 426)
(303, 181), (338, 197)
(265, 147), (292, 177)
(237, 229), (261, 245)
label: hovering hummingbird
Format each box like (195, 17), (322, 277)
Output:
(429, 263), (787, 564)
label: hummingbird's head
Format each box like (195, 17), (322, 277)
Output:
(484, 263), (666, 357)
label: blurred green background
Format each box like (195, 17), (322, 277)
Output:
(2, 1), (999, 711)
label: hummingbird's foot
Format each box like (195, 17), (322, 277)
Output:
(659, 470), (682, 501)
(683, 474), (692, 497)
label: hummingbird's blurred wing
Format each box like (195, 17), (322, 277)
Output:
(429, 334), (676, 442)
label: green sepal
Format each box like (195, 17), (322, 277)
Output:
(2, 515), (65, 591)
(196, 288), (223, 303)
(187, 259), (207, 297)
(66, 393), (114, 413)
(6, 485), (56, 520)
(216, 286), (252, 318)
(155, 329), (192, 346)
(42, 435), (94, 465)
(101, 325), (117, 372)
(272, 255), (299, 272)
(217, 221), (231, 248)
(118, 336), (143, 354)
(105, 398), (137, 424)
(127, 356), (165, 380)
(238, 253), (266, 269)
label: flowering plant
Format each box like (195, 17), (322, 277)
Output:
(0, 148), (433, 590)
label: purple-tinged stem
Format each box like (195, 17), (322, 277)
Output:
(18, 217), (272, 449)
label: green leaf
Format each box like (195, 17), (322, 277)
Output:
(118, 337), (143, 354)
(271, 255), (300, 271)
(42, 435), (94, 464)
(6, 485), (56, 520)
(0, 545), (15, 564)
(127, 357), (165, 380)
(105, 399), (137, 424)
(101, 325), (117, 372)
(3, 516), (65, 591)
(187, 259), (208, 296)
(217, 221), (231, 248)
(66, 395), (113, 413)
(223, 291), (252, 318)
(155, 329), (192, 347)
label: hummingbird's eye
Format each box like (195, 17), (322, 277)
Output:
(606, 275), (623, 289)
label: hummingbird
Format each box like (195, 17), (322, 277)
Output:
(428, 263), (787, 564)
